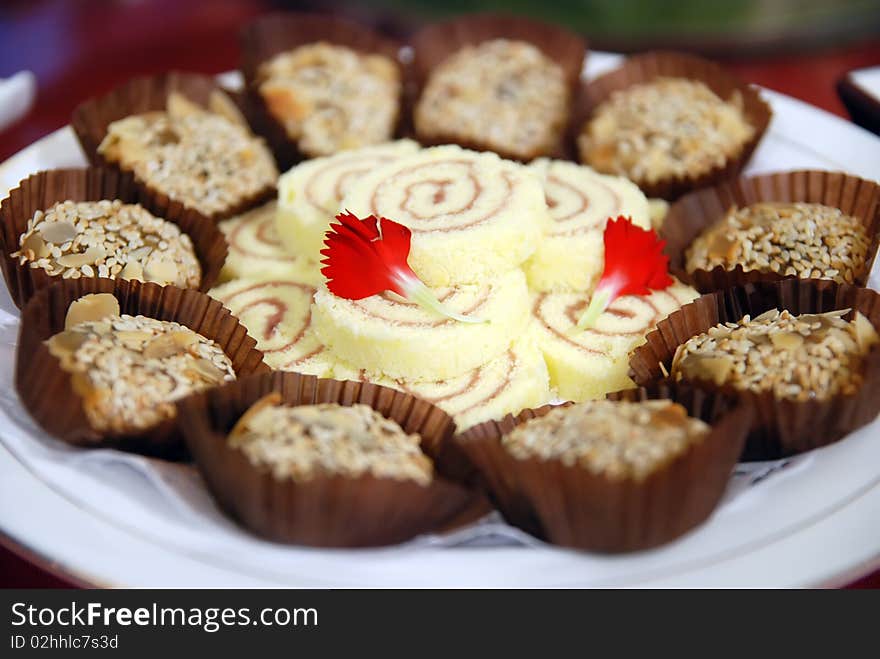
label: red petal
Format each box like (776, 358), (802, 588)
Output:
(598, 216), (674, 298)
(321, 211), (417, 300)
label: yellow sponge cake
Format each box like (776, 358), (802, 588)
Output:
(333, 337), (550, 430)
(219, 202), (319, 282)
(533, 280), (699, 401)
(209, 277), (333, 376)
(341, 145), (548, 286)
(525, 159), (650, 292)
(312, 268), (531, 381)
(276, 140), (420, 261)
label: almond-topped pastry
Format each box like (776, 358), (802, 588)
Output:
(579, 77), (754, 185)
(503, 400), (710, 480)
(97, 92), (277, 218)
(228, 397), (432, 485)
(257, 42), (402, 157)
(455, 387), (747, 551)
(671, 308), (880, 401)
(11, 199), (201, 287)
(46, 293), (236, 434)
(414, 39), (569, 160)
(685, 202), (871, 284)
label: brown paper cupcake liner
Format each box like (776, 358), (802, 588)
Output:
(409, 12), (587, 161)
(71, 72), (275, 222)
(0, 167), (228, 309)
(451, 384), (750, 552)
(630, 278), (880, 460)
(239, 12), (405, 171)
(16, 278), (268, 459)
(662, 169), (880, 293)
(572, 51), (772, 200)
(176, 370), (484, 547)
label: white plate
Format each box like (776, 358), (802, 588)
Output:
(2, 54), (880, 588)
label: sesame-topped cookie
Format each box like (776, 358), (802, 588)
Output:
(98, 92), (277, 219)
(257, 42), (402, 158)
(228, 398), (432, 485)
(47, 293), (236, 434)
(685, 202), (870, 284)
(415, 39), (569, 160)
(503, 399), (710, 481)
(12, 199), (200, 287)
(579, 78), (754, 186)
(671, 308), (880, 400)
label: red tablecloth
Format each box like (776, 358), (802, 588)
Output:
(1, 0), (878, 588)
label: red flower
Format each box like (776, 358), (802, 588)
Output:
(578, 216), (673, 329)
(321, 212), (482, 323)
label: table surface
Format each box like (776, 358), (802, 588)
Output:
(1, 0), (879, 589)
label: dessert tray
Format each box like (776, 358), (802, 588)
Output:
(2, 52), (880, 588)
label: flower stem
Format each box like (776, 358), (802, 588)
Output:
(577, 287), (612, 329)
(405, 279), (486, 324)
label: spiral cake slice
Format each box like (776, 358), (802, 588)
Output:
(333, 337), (550, 430)
(525, 159), (651, 292)
(276, 140), (420, 262)
(341, 145), (548, 286)
(533, 279), (699, 401)
(219, 202), (320, 283)
(209, 277), (332, 376)
(312, 268), (530, 381)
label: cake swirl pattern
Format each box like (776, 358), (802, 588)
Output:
(525, 159), (651, 292)
(219, 202), (321, 282)
(332, 338), (550, 430)
(313, 268), (531, 381)
(208, 278), (331, 376)
(342, 145), (548, 286)
(533, 279), (699, 401)
(276, 140), (420, 261)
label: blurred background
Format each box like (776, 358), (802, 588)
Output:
(1, 0), (879, 161)
(0, 0), (879, 586)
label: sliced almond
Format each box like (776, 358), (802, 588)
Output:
(65, 294), (120, 330)
(167, 91), (204, 119)
(752, 308), (780, 323)
(38, 220), (79, 244)
(189, 357), (229, 384)
(678, 354), (734, 386)
(171, 330), (199, 349)
(229, 392), (282, 440)
(853, 312), (880, 353)
(115, 330), (152, 348)
(770, 331), (804, 351)
(707, 231), (739, 262)
(128, 246), (153, 262)
(142, 334), (186, 360)
(21, 233), (50, 259)
(119, 260), (144, 281)
(144, 256), (179, 284)
(46, 330), (89, 366)
(209, 89), (249, 129)
(55, 252), (94, 268)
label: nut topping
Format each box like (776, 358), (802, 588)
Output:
(672, 308), (880, 400)
(64, 293), (121, 329)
